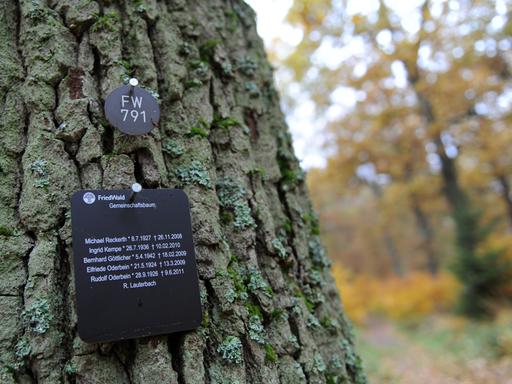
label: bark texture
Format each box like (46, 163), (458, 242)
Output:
(0, 1), (366, 383)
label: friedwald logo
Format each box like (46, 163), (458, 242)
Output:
(83, 192), (96, 205)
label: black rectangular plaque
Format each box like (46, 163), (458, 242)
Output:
(71, 188), (202, 343)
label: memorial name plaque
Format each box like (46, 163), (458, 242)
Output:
(71, 188), (201, 343)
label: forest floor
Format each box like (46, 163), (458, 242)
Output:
(356, 313), (512, 384)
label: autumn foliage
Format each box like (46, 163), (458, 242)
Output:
(276, 0), (512, 319)
(332, 264), (459, 324)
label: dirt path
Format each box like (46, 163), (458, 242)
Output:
(360, 319), (512, 384)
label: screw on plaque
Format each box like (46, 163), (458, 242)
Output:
(129, 77), (138, 96)
(129, 183), (142, 202)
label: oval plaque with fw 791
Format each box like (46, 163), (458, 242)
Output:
(104, 84), (160, 135)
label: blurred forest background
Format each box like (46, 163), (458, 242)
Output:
(251, 0), (512, 382)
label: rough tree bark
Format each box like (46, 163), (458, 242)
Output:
(0, 1), (366, 383)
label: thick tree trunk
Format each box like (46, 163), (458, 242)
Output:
(0, 1), (365, 383)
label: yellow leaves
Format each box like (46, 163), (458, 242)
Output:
(286, 0), (330, 31)
(332, 263), (460, 325)
(420, 0), (432, 23)
(480, 232), (512, 263)
(394, 45), (419, 80)
(503, 17), (512, 37)
(332, 264), (375, 324)
(287, 0), (512, 305)
(406, 174), (442, 203)
(351, 14), (364, 26)
(283, 47), (313, 81)
(376, 0), (393, 31)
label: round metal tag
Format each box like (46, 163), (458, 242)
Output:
(104, 84), (160, 135)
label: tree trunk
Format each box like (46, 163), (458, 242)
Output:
(415, 89), (478, 259)
(0, 1), (365, 383)
(410, 197), (439, 275)
(434, 137), (478, 256)
(496, 174), (512, 231)
(368, 182), (403, 276)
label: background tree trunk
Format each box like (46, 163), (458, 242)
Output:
(496, 174), (512, 231)
(0, 1), (365, 383)
(411, 197), (438, 275)
(368, 183), (403, 276)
